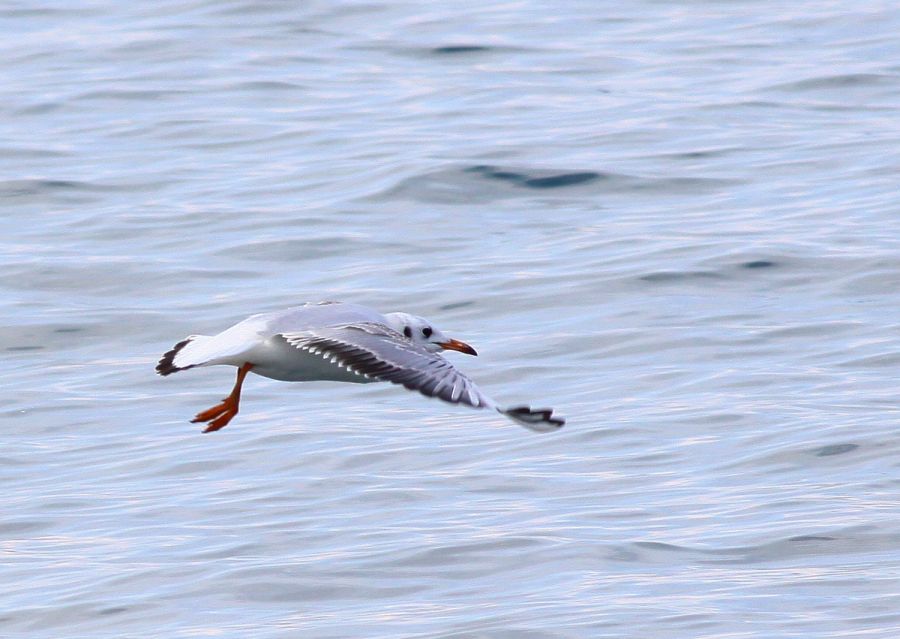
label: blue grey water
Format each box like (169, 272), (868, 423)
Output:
(2, 1), (900, 637)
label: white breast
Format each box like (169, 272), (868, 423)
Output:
(246, 337), (377, 384)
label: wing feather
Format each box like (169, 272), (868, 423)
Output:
(280, 323), (498, 411)
(281, 322), (564, 432)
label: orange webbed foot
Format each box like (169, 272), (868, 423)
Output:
(191, 397), (238, 433)
(189, 363), (252, 434)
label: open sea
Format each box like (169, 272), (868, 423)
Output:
(3, 1), (900, 637)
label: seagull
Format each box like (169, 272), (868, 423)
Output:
(156, 301), (564, 433)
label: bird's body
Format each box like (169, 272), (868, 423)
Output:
(165, 302), (386, 383)
(157, 301), (564, 433)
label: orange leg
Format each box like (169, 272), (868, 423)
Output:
(191, 363), (253, 433)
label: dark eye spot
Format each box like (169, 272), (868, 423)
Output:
(423, 327), (433, 338)
(403, 326), (412, 338)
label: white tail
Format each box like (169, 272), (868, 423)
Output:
(156, 335), (215, 375)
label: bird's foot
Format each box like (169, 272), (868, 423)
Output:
(191, 397), (238, 433)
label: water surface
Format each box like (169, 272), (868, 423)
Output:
(2, 1), (900, 637)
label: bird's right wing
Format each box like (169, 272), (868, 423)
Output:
(280, 323), (496, 409)
(279, 322), (564, 432)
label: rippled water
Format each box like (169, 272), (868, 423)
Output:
(4, 1), (900, 637)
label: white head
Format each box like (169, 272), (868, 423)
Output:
(384, 312), (477, 355)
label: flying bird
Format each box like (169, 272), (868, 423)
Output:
(156, 302), (564, 433)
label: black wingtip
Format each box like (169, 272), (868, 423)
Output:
(156, 338), (193, 376)
(504, 405), (565, 432)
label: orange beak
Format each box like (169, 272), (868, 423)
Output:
(439, 338), (477, 356)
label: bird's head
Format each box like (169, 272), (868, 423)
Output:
(384, 312), (477, 355)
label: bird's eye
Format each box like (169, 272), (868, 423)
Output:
(403, 326), (412, 338)
(423, 327), (433, 338)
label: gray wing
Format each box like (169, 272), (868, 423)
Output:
(279, 322), (497, 410)
(279, 322), (565, 432)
